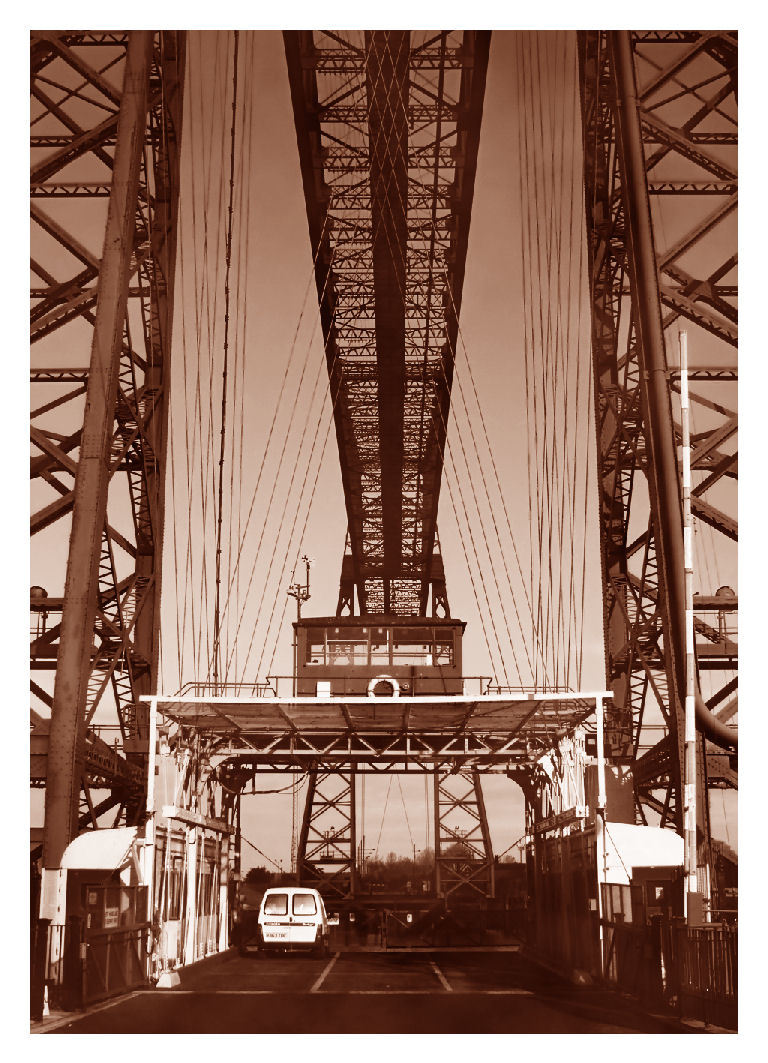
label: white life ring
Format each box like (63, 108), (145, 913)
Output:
(367, 675), (400, 698)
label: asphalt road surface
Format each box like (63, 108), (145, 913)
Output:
(44, 948), (691, 1034)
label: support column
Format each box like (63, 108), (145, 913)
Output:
(183, 827), (198, 966)
(143, 696), (158, 972)
(42, 33), (154, 869)
(218, 832), (229, 953)
(595, 695), (608, 975)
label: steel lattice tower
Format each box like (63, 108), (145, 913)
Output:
(578, 31), (737, 834)
(30, 32), (185, 867)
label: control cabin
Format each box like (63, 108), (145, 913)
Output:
(293, 616), (466, 697)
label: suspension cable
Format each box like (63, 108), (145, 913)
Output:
(213, 30), (239, 690)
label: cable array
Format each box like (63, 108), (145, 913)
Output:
(162, 31), (597, 704)
(511, 31), (595, 690)
(163, 32), (341, 692)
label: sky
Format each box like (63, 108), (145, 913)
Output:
(27, 18), (740, 875)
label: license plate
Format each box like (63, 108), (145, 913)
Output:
(268, 931), (287, 939)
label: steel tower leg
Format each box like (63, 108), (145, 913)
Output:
(579, 30), (736, 837)
(33, 31), (185, 891)
(42, 34), (154, 869)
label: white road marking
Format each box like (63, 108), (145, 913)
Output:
(65, 987), (536, 998)
(344, 989), (533, 995)
(31, 990), (145, 1032)
(310, 952), (339, 993)
(430, 960), (453, 992)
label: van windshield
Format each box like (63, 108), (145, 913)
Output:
(263, 893), (288, 915)
(292, 893), (317, 915)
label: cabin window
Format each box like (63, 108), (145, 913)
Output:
(328, 626), (368, 665)
(392, 627), (434, 665)
(434, 633), (454, 665)
(370, 628), (390, 666)
(305, 628), (326, 665)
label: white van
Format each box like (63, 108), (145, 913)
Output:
(257, 887), (330, 955)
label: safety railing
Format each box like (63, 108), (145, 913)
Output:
(175, 676), (507, 699)
(177, 680), (279, 698)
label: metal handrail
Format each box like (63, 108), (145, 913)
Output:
(171, 677), (606, 699)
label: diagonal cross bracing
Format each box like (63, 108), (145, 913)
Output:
(284, 31), (490, 615)
(578, 30), (737, 831)
(31, 32), (186, 861)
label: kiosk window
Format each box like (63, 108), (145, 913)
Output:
(168, 855), (184, 920)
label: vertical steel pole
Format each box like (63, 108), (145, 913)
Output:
(595, 696), (607, 975)
(680, 332), (699, 920)
(184, 826), (199, 965)
(433, 770), (442, 897)
(349, 766), (357, 896)
(42, 33), (154, 869)
(144, 697), (158, 976)
(130, 31), (185, 749)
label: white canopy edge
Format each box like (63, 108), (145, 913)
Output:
(601, 822), (684, 886)
(60, 826), (138, 870)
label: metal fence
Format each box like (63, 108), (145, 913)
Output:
(602, 919), (737, 1029)
(670, 922), (737, 1029)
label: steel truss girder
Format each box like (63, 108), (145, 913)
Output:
(209, 728), (576, 767)
(222, 758), (514, 775)
(31, 31), (185, 864)
(284, 30), (490, 615)
(578, 30), (737, 831)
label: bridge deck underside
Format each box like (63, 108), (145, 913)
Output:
(149, 692), (604, 769)
(284, 30), (490, 614)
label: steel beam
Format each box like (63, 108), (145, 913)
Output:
(434, 767), (494, 901)
(298, 768), (357, 898)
